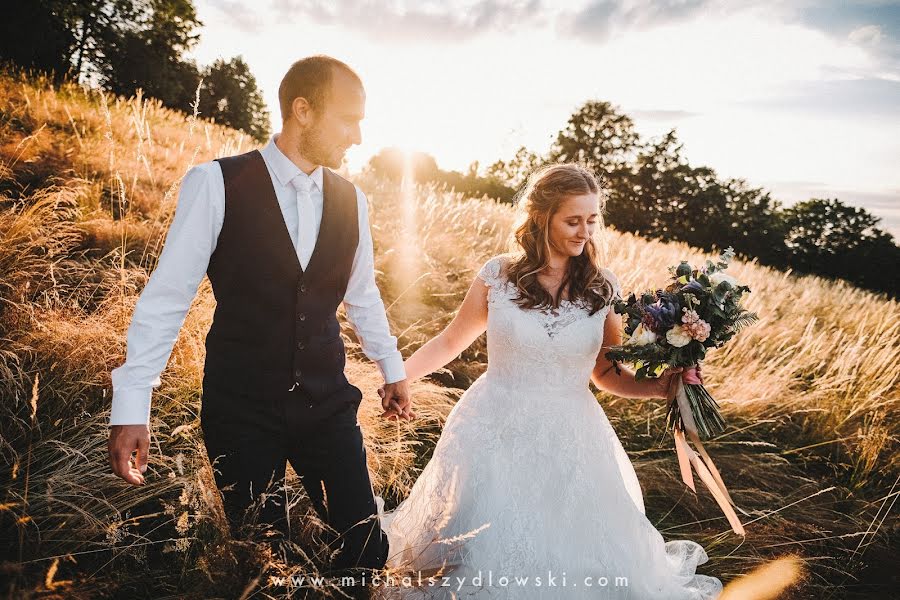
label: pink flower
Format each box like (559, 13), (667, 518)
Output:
(681, 308), (711, 342)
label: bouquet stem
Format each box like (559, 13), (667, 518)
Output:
(665, 371), (726, 439)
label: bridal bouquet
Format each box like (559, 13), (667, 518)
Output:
(605, 247), (758, 438)
(605, 247), (756, 535)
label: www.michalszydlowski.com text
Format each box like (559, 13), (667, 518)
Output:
(269, 571), (631, 590)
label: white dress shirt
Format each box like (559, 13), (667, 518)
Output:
(109, 134), (406, 425)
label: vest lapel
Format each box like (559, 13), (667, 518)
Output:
(252, 150), (302, 273)
(301, 168), (338, 279)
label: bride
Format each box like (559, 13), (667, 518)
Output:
(375, 163), (722, 599)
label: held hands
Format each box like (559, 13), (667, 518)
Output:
(108, 424), (151, 486)
(378, 379), (415, 421)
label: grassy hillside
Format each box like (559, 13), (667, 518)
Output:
(0, 68), (897, 598)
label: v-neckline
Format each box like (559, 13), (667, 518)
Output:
(489, 277), (596, 340)
(532, 299), (595, 339)
(260, 151), (333, 277)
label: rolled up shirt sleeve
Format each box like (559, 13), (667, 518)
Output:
(109, 162), (224, 425)
(342, 186), (406, 384)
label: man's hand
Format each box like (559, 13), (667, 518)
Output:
(108, 424), (151, 485)
(379, 379), (415, 421)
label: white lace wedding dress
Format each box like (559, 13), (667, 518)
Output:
(376, 255), (722, 599)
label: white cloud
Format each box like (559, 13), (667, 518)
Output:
(849, 24), (883, 45)
(206, 0), (551, 39)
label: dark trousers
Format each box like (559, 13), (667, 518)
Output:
(199, 379), (389, 573)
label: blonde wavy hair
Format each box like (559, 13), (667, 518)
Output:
(506, 163), (615, 315)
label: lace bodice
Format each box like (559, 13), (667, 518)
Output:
(476, 255), (621, 393)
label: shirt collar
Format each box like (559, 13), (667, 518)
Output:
(261, 133), (324, 192)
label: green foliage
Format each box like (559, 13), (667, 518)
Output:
(782, 198), (900, 293)
(4, 1), (271, 143)
(64, 0), (202, 94)
(488, 99), (898, 297)
(365, 149), (516, 203)
(730, 311), (760, 335)
(0, 1), (76, 81)
(612, 130), (787, 267)
(197, 57), (271, 143)
(607, 247), (756, 372)
(99, 24), (202, 114)
(485, 146), (543, 194)
(87, 0), (199, 115)
(434, 163), (516, 203)
(365, 148), (440, 182)
(548, 100), (639, 182)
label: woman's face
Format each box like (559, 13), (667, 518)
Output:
(547, 193), (599, 258)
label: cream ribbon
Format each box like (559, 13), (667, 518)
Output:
(671, 375), (746, 536)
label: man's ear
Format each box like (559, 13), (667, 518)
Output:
(291, 96), (314, 126)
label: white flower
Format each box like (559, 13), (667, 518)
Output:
(708, 271), (739, 288)
(626, 324), (657, 346)
(666, 325), (692, 347)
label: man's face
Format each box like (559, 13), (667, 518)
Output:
(297, 69), (365, 169)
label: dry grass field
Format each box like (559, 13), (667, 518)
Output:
(0, 69), (897, 598)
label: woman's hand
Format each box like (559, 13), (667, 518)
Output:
(655, 364), (704, 399)
(655, 366), (684, 400)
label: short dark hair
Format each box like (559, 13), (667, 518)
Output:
(278, 55), (361, 121)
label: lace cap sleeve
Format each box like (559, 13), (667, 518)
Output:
(601, 267), (622, 301)
(477, 255), (505, 289)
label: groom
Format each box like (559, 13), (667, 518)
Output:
(107, 55), (412, 576)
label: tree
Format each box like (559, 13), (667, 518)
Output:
(95, 0), (203, 112)
(486, 146), (543, 193)
(433, 162), (516, 203)
(548, 100), (640, 183)
(4, 1), (204, 109)
(365, 150), (515, 202)
(613, 130), (786, 265)
(197, 57), (270, 142)
(100, 30), (201, 113)
(491, 100), (896, 296)
(608, 129), (696, 235)
(6, 1), (273, 141)
(782, 199), (899, 294)
(365, 148), (440, 182)
(0, 1), (76, 81)
(713, 178), (786, 267)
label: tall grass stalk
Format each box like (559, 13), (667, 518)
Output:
(0, 66), (896, 598)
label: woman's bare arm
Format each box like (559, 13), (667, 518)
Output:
(404, 275), (490, 382)
(591, 309), (671, 399)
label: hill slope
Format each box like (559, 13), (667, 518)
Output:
(1, 69), (897, 598)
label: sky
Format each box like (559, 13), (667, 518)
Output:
(187, 0), (900, 236)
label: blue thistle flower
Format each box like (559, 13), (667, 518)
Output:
(642, 295), (680, 333)
(682, 280), (705, 294)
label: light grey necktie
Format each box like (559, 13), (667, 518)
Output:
(289, 175), (315, 270)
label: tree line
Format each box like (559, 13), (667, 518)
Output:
(2, 0), (270, 142)
(367, 101), (899, 298)
(4, 4), (895, 297)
